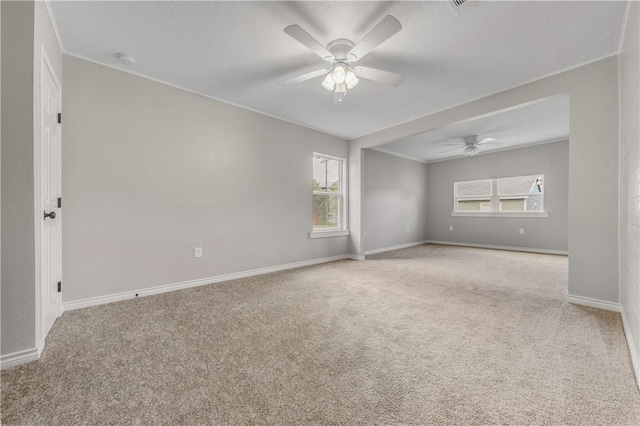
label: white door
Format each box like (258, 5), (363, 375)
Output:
(41, 53), (62, 339)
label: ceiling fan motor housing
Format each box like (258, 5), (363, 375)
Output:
(463, 135), (480, 145)
(326, 39), (355, 62)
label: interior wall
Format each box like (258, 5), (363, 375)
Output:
(0, 0), (2, 359)
(350, 56), (619, 304)
(1, 1), (36, 356)
(62, 56), (349, 303)
(363, 149), (428, 252)
(619, 0), (640, 383)
(425, 141), (569, 252)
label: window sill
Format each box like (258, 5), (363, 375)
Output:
(451, 212), (549, 218)
(309, 229), (350, 239)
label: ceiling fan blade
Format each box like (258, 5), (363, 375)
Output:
(479, 141), (510, 145)
(279, 68), (328, 86)
(347, 15), (402, 62)
(284, 25), (335, 62)
(438, 147), (463, 154)
(477, 137), (496, 145)
(354, 66), (405, 87)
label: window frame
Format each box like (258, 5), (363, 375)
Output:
(310, 153), (349, 238)
(452, 174), (548, 218)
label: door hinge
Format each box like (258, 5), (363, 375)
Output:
(57, 113), (62, 124)
(57, 281), (61, 292)
(58, 197), (62, 208)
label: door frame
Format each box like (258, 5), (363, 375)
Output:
(34, 44), (63, 355)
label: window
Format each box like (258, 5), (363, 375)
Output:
(497, 175), (544, 212)
(455, 179), (492, 212)
(453, 174), (546, 216)
(311, 153), (349, 238)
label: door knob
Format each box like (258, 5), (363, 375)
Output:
(44, 211), (56, 220)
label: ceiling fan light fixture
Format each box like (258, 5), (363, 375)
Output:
(322, 73), (335, 91)
(334, 90), (347, 105)
(463, 145), (480, 157)
(116, 52), (136, 66)
(345, 68), (359, 89)
(332, 64), (346, 84)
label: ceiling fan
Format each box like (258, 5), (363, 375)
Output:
(438, 135), (509, 157)
(279, 15), (405, 105)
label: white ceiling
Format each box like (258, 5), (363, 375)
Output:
(374, 95), (569, 162)
(50, 1), (626, 140)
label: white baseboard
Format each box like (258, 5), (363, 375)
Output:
(1, 347), (40, 370)
(426, 240), (569, 256)
(64, 254), (355, 311)
(364, 240), (429, 255)
(621, 306), (640, 389)
(566, 294), (622, 312)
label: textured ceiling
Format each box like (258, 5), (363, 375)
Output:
(375, 95), (569, 162)
(50, 1), (626, 139)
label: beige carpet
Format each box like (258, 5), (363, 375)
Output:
(2, 244), (639, 425)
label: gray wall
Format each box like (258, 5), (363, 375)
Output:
(1, 1), (36, 355)
(426, 141), (569, 251)
(0, 0), (2, 347)
(0, 0), (2, 357)
(619, 0), (640, 382)
(363, 149), (428, 252)
(62, 56), (349, 303)
(350, 57), (619, 304)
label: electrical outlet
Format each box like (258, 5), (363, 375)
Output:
(519, 228), (525, 235)
(449, 226), (454, 231)
(194, 247), (203, 258)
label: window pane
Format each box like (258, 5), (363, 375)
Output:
(498, 175), (543, 195)
(313, 156), (340, 193)
(455, 180), (492, 197)
(499, 198), (526, 212)
(526, 193), (544, 211)
(457, 199), (491, 211)
(313, 194), (340, 229)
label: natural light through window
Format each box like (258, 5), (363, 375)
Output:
(311, 153), (348, 238)
(453, 175), (546, 216)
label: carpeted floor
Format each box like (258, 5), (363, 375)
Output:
(2, 244), (639, 425)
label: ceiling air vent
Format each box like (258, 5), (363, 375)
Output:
(448, 0), (481, 16)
